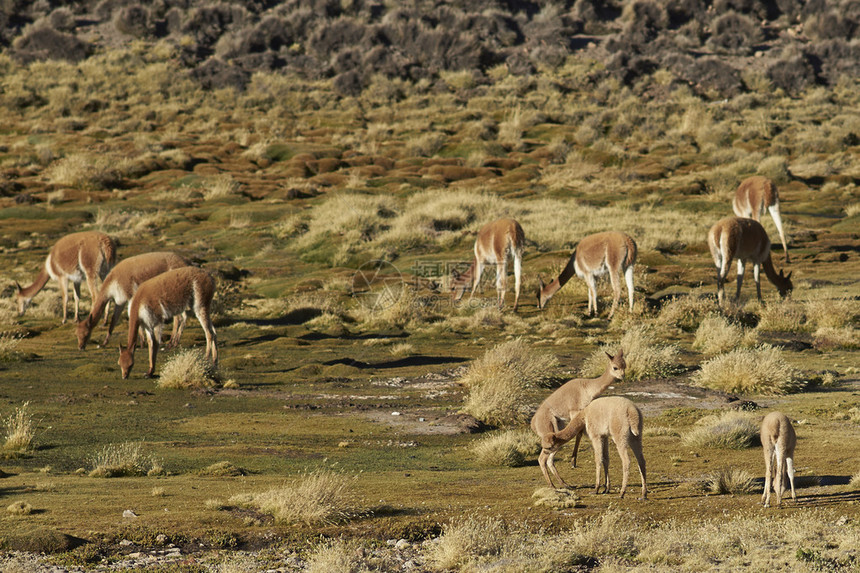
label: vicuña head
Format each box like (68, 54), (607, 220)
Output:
(606, 348), (626, 381)
(118, 342), (135, 380)
(536, 275), (547, 309)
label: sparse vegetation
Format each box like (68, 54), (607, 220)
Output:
(156, 348), (219, 389)
(3, 402), (34, 453)
(580, 325), (680, 381)
(471, 430), (539, 467)
(89, 442), (157, 478)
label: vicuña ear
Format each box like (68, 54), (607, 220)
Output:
(616, 347), (624, 358)
(538, 274), (545, 288)
(118, 343), (124, 351)
(605, 351), (614, 360)
(14, 281), (21, 291)
(785, 271), (793, 280)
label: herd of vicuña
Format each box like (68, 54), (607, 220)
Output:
(14, 175), (801, 505)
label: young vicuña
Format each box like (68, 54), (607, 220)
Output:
(542, 396), (647, 499)
(733, 176), (789, 263)
(531, 349), (625, 488)
(450, 218), (525, 310)
(707, 216), (792, 306)
(537, 231), (637, 318)
(118, 267), (217, 379)
(76, 251), (192, 350)
(760, 411), (796, 507)
(15, 231), (116, 323)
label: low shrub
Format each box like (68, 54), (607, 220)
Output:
(692, 345), (803, 395)
(460, 338), (560, 426)
(683, 411), (760, 449)
(156, 349), (219, 389)
(471, 430), (539, 467)
(230, 469), (353, 525)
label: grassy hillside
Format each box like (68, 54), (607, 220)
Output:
(0, 9), (859, 572)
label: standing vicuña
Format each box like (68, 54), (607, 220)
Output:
(16, 231), (117, 323)
(760, 411), (796, 507)
(537, 231), (637, 319)
(118, 267), (217, 379)
(76, 252), (192, 350)
(531, 349), (626, 488)
(450, 218), (525, 310)
(542, 396), (647, 499)
(707, 216), (792, 306)
(733, 176), (789, 263)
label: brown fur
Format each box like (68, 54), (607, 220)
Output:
(537, 231), (637, 318)
(544, 396), (647, 499)
(451, 218), (525, 310)
(118, 267), (217, 379)
(16, 231), (116, 323)
(760, 411), (797, 507)
(707, 216), (792, 306)
(76, 252), (192, 350)
(531, 350), (625, 488)
(733, 176), (789, 263)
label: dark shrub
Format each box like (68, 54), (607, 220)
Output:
(606, 51), (658, 85)
(665, 53), (744, 98)
(506, 51), (536, 75)
(114, 5), (151, 37)
(189, 58), (251, 90)
(95, 0), (133, 21)
(665, 0), (709, 26)
(333, 69), (364, 96)
(706, 11), (761, 54)
(810, 39), (860, 85)
(183, 4), (250, 48)
(804, 10), (858, 41)
(12, 25), (89, 63)
(307, 16), (367, 60)
(48, 7), (76, 31)
(621, 0), (669, 44)
(714, 0), (778, 20)
(767, 48), (817, 94)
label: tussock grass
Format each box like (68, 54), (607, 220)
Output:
(692, 345), (803, 395)
(805, 295), (859, 329)
(204, 174), (241, 200)
(89, 442), (157, 478)
(532, 487), (582, 509)
(0, 332), (24, 362)
(813, 327), (860, 350)
(580, 325), (679, 381)
(6, 501), (32, 516)
(46, 153), (133, 190)
(425, 516), (508, 571)
(198, 461), (247, 477)
(683, 411), (760, 449)
(757, 299), (807, 332)
(230, 469), (353, 525)
(460, 338), (560, 426)
(92, 208), (173, 238)
(851, 470), (860, 489)
(156, 349), (218, 389)
(3, 402), (34, 453)
(471, 430), (539, 467)
(656, 294), (715, 332)
(305, 539), (365, 573)
(693, 314), (757, 355)
(696, 468), (758, 495)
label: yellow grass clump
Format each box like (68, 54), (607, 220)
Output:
(156, 349), (219, 389)
(305, 539), (366, 573)
(697, 468), (758, 495)
(692, 345), (803, 395)
(229, 469), (353, 525)
(471, 430), (540, 467)
(425, 516), (509, 571)
(460, 338), (560, 426)
(693, 314), (757, 355)
(3, 402), (34, 453)
(89, 441), (158, 478)
(683, 411), (760, 450)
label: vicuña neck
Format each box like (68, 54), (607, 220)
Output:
(20, 269), (50, 297)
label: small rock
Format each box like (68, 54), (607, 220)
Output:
(122, 510), (138, 518)
(395, 539), (411, 549)
(119, 539), (133, 546)
(156, 534), (168, 544)
(391, 411), (401, 416)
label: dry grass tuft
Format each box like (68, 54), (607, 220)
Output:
(198, 461), (247, 477)
(580, 325), (680, 381)
(683, 411), (760, 450)
(693, 314), (757, 355)
(425, 516), (508, 571)
(656, 294), (715, 332)
(6, 501), (32, 516)
(532, 487), (583, 509)
(696, 468), (758, 495)
(757, 299), (807, 333)
(46, 153), (133, 190)
(0, 332), (24, 362)
(805, 296), (859, 329)
(230, 469), (353, 525)
(471, 430), (539, 467)
(851, 470), (860, 489)
(813, 327), (860, 350)
(460, 338), (560, 426)
(692, 345), (803, 395)
(156, 349), (218, 389)
(305, 539), (366, 573)
(89, 441), (157, 478)
(204, 174), (241, 200)
(3, 402), (35, 453)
